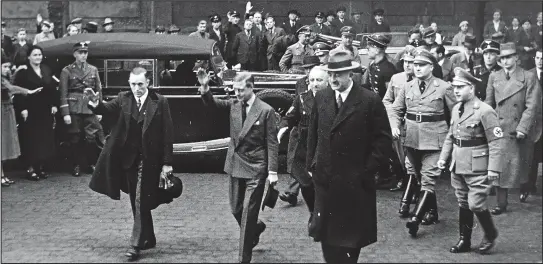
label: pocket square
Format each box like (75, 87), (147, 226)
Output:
(255, 121), (260, 125)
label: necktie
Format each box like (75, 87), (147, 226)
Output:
(458, 103), (465, 118)
(246, 30), (250, 37)
(505, 71), (510, 80)
(272, 28), (274, 35)
(242, 102), (248, 123)
(291, 22), (294, 27)
(407, 75), (413, 82)
(468, 56), (474, 75)
(137, 97), (142, 111)
(419, 81), (426, 94)
(336, 94), (343, 112)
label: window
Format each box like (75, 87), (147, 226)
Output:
(104, 59), (154, 87)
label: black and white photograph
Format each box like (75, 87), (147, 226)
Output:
(1, 0), (542, 263)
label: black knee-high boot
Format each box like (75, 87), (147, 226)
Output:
(475, 210), (498, 254)
(450, 207), (473, 253)
(406, 190), (432, 237)
(421, 191), (439, 225)
(399, 174), (416, 218)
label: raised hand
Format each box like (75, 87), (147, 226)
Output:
(196, 68), (211, 93)
(246, 1), (253, 13)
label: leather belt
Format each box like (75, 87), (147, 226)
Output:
(406, 113), (446, 123)
(452, 136), (487, 148)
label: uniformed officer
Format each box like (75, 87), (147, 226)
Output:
(59, 41), (103, 177)
(224, 11), (242, 69)
(474, 40), (501, 101)
(362, 34), (397, 99)
(277, 66), (328, 213)
(331, 26), (362, 66)
(279, 25), (315, 73)
(383, 49), (419, 215)
(155, 25), (166, 34)
(309, 12), (332, 35)
(388, 49), (456, 237)
(313, 42), (332, 65)
(439, 67), (503, 254)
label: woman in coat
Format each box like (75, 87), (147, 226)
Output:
(452, 21), (470, 46)
(1, 52), (41, 186)
(517, 19), (538, 70)
(505, 18), (522, 45)
(13, 45), (57, 181)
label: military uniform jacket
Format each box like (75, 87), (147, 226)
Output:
(59, 62), (102, 116)
(388, 76), (456, 150)
(439, 98), (504, 175)
(332, 44), (362, 66)
(309, 23), (332, 36)
(279, 42), (315, 72)
(475, 64), (501, 101)
(280, 91), (314, 186)
(362, 57), (397, 99)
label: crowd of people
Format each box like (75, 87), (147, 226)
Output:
(1, 2), (542, 263)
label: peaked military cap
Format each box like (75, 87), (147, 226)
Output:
(301, 56), (321, 68)
(313, 42), (332, 56)
(367, 34), (390, 48)
(480, 40), (500, 53)
(462, 35), (477, 49)
(413, 49), (435, 65)
(373, 8), (385, 16)
(84, 22), (98, 33)
(337, 6), (347, 13)
(340, 26), (356, 37)
(155, 25), (166, 33)
(1, 21), (6, 27)
(103, 18), (114, 27)
(452, 67), (481, 86)
(41, 20), (52, 28)
(70, 18), (83, 24)
(210, 13), (222, 22)
(73, 41), (90, 52)
(315, 12), (326, 18)
(422, 27), (436, 38)
(168, 24), (180, 33)
(296, 25), (311, 36)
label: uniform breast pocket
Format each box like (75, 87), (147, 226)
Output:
(429, 97), (443, 108)
(405, 95), (414, 108)
(85, 76), (96, 87)
(471, 150), (489, 173)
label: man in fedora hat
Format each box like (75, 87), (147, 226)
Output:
(422, 27), (439, 50)
(332, 26), (362, 66)
(475, 40), (502, 100)
(314, 42), (332, 65)
(197, 71), (279, 263)
(383, 48), (418, 196)
(439, 67), (503, 254)
(306, 50), (393, 263)
(388, 49), (456, 237)
(85, 66), (174, 261)
(368, 8), (391, 33)
(310, 12), (332, 35)
(277, 65), (329, 213)
(279, 26), (315, 73)
(484, 42), (542, 216)
(103, 18), (114, 33)
(282, 10), (302, 36)
(33, 20), (55, 45)
(451, 35), (478, 75)
(59, 41), (104, 177)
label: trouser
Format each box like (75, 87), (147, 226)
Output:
(521, 137), (542, 193)
(66, 114), (105, 167)
(405, 148), (441, 192)
(451, 172), (491, 212)
(229, 176), (266, 263)
(126, 158), (155, 248)
(321, 243), (361, 264)
(285, 178), (301, 196)
(300, 182), (315, 212)
(495, 187), (509, 208)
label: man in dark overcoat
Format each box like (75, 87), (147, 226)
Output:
(224, 11), (242, 69)
(86, 67), (174, 261)
(306, 51), (393, 263)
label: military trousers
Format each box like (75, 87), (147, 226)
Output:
(451, 172), (492, 212)
(405, 148), (441, 192)
(66, 114), (105, 166)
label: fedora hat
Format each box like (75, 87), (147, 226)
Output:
(499, 42), (517, 57)
(262, 183), (279, 211)
(151, 173), (183, 210)
(102, 18), (114, 27)
(462, 35), (477, 49)
(301, 56), (321, 68)
(323, 51), (360, 71)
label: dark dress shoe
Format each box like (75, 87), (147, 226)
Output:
(26, 167), (40, 181)
(490, 206), (506, 215)
(72, 165), (81, 177)
(519, 192), (530, 203)
(279, 193), (298, 206)
(252, 222), (266, 248)
(142, 239), (156, 250)
(125, 247), (141, 261)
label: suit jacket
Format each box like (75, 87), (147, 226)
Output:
(440, 58), (454, 82)
(309, 23), (332, 35)
(208, 27), (226, 56)
(388, 76), (456, 150)
(439, 98), (504, 175)
(332, 18), (354, 32)
(202, 91), (278, 178)
(282, 20), (302, 36)
(306, 83), (392, 248)
(188, 31), (210, 39)
(262, 27), (287, 71)
(89, 91), (174, 210)
(483, 20), (507, 40)
(233, 31), (260, 64)
(281, 90), (314, 186)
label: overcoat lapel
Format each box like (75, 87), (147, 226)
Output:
(142, 93), (158, 135)
(497, 68), (526, 104)
(238, 98), (263, 142)
(332, 86), (363, 131)
(122, 93), (133, 129)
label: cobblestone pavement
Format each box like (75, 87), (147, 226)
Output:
(1, 167), (542, 263)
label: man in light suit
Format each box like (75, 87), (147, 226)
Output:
(188, 20), (211, 39)
(280, 26), (315, 73)
(86, 67), (174, 261)
(306, 51), (393, 263)
(263, 16), (286, 71)
(233, 20), (261, 71)
(198, 71), (279, 263)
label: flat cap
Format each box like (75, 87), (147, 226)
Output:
(452, 67), (481, 86)
(413, 48), (435, 65)
(296, 25), (311, 35)
(480, 40), (500, 53)
(315, 12), (326, 18)
(340, 26), (356, 37)
(336, 6), (347, 13)
(73, 41), (90, 52)
(422, 27), (436, 38)
(70, 18), (83, 24)
(103, 18), (114, 26)
(168, 24), (180, 32)
(313, 42), (332, 56)
(367, 34), (390, 48)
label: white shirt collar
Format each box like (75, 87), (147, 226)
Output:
(136, 89), (149, 110)
(244, 93), (256, 113)
(438, 59), (444, 66)
(537, 68), (542, 79)
(334, 80), (353, 102)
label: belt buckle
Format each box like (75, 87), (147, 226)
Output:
(415, 114), (422, 123)
(455, 138), (462, 147)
